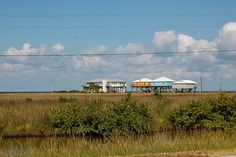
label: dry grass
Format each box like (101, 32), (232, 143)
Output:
(0, 92), (236, 157)
(0, 92), (233, 104)
(1, 130), (236, 157)
(0, 92), (235, 136)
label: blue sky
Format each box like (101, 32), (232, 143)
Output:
(0, 0), (236, 91)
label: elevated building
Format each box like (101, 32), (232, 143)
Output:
(152, 76), (174, 92)
(172, 80), (197, 92)
(83, 79), (127, 93)
(131, 78), (152, 92)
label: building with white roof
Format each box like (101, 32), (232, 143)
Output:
(152, 76), (175, 92)
(131, 78), (152, 92)
(130, 76), (197, 93)
(83, 79), (127, 93)
(172, 80), (197, 92)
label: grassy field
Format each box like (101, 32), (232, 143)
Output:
(1, 92), (234, 136)
(0, 92), (236, 157)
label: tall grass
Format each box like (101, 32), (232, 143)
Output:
(0, 130), (236, 157)
(0, 92), (235, 136)
(0, 93), (236, 156)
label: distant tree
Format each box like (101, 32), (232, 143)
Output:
(89, 83), (100, 93)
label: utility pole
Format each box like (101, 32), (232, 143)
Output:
(200, 76), (202, 93)
(219, 78), (222, 91)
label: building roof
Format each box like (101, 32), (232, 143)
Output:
(108, 79), (126, 83)
(174, 80), (197, 84)
(153, 76), (174, 82)
(87, 79), (104, 83)
(87, 79), (126, 83)
(132, 78), (152, 83)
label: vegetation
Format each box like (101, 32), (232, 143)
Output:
(1, 130), (236, 157)
(52, 93), (154, 137)
(168, 93), (236, 130)
(88, 83), (101, 93)
(0, 92), (236, 156)
(0, 92), (235, 137)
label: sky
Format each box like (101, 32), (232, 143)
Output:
(0, 0), (236, 91)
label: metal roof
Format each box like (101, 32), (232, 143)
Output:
(153, 76), (174, 82)
(174, 80), (197, 84)
(132, 78), (152, 82)
(87, 79), (126, 83)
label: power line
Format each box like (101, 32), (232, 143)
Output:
(0, 24), (221, 29)
(0, 13), (235, 18)
(0, 49), (235, 57)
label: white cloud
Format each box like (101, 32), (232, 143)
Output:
(73, 45), (110, 71)
(177, 34), (194, 52)
(84, 45), (111, 54)
(51, 43), (64, 54)
(153, 31), (177, 51)
(216, 22), (236, 56)
(116, 42), (144, 53)
(73, 56), (107, 70)
(217, 22), (236, 50)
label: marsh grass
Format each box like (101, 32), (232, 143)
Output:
(0, 92), (236, 157)
(0, 92), (235, 136)
(0, 130), (236, 157)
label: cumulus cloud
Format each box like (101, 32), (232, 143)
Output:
(73, 45), (110, 71)
(1, 43), (69, 78)
(73, 56), (107, 70)
(116, 42), (145, 54)
(217, 22), (236, 50)
(4, 43), (66, 63)
(115, 42), (154, 65)
(51, 43), (64, 54)
(153, 31), (177, 51)
(216, 22), (236, 58)
(4, 43), (47, 62)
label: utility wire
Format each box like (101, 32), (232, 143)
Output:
(0, 13), (235, 18)
(0, 49), (235, 57)
(0, 24), (221, 29)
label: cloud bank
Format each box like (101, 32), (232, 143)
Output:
(1, 22), (236, 91)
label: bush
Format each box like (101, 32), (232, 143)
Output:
(111, 93), (154, 135)
(52, 104), (81, 134)
(168, 94), (236, 130)
(52, 93), (155, 137)
(78, 99), (113, 137)
(210, 93), (236, 128)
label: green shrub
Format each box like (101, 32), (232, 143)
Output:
(78, 99), (113, 137)
(52, 93), (155, 137)
(209, 93), (236, 128)
(168, 94), (236, 130)
(52, 104), (81, 134)
(111, 93), (155, 135)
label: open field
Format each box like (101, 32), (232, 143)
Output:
(0, 92), (234, 104)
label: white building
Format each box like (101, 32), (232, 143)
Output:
(83, 79), (127, 93)
(172, 80), (197, 92)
